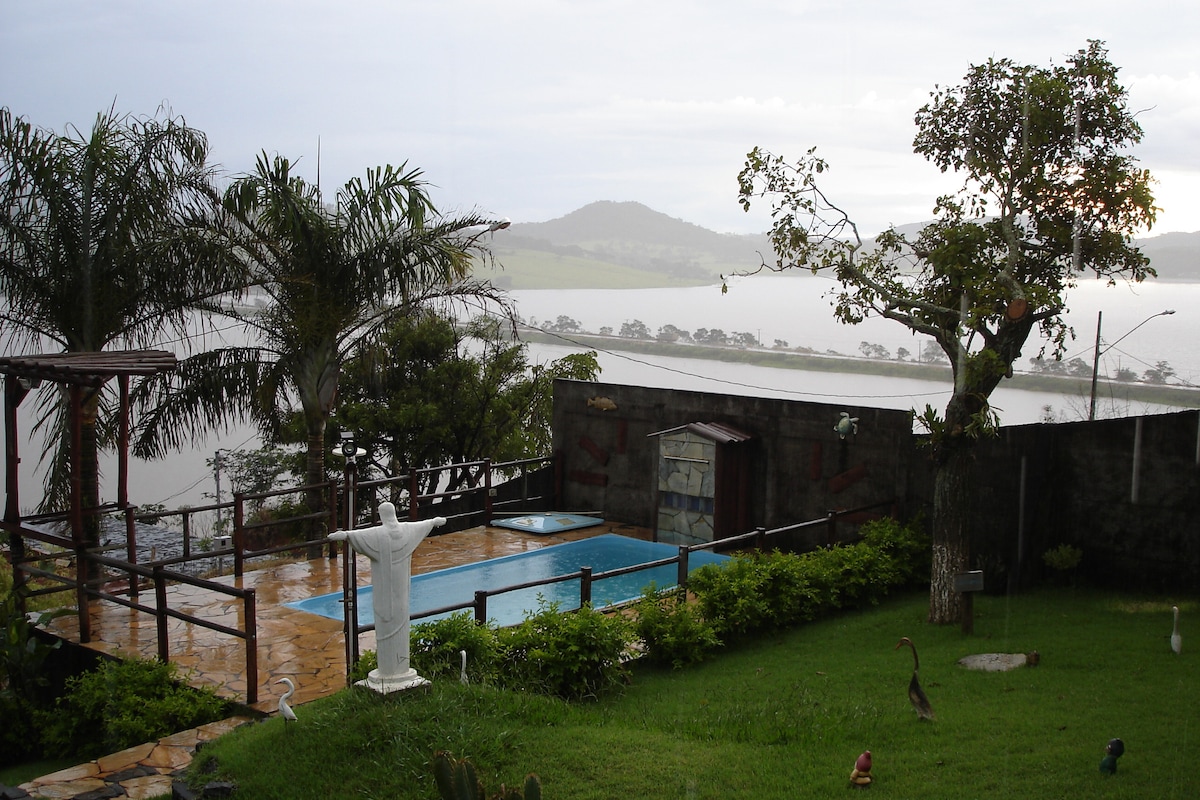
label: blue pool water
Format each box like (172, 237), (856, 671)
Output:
(285, 534), (728, 628)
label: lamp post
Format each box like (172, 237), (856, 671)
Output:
(337, 431), (366, 678)
(463, 217), (510, 247)
(1088, 308), (1176, 420)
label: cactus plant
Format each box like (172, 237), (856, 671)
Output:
(433, 751), (542, 800)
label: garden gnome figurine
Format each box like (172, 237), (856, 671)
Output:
(1099, 738), (1124, 774)
(849, 750), (872, 787)
(329, 502), (445, 693)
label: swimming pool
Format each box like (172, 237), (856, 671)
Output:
(285, 533), (728, 628)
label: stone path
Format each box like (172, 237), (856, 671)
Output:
(8, 716), (254, 799)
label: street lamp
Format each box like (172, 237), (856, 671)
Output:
(463, 217), (511, 247)
(1088, 308), (1176, 420)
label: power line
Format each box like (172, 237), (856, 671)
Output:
(151, 430), (261, 507)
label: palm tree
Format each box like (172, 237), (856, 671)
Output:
(0, 106), (236, 529)
(133, 153), (514, 525)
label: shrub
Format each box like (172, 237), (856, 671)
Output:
(357, 605), (629, 700)
(349, 649), (377, 683)
(37, 657), (232, 760)
(687, 556), (772, 640)
(1043, 543), (1082, 572)
(632, 585), (720, 669)
(688, 517), (927, 640)
(353, 613), (502, 684)
(496, 599), (632, 700)
(756, 549), (826, 626)
(1, 587), (73, 767)
(244, 499), (317, 548)
(411, 612), (501, 683)
(860, 516), (930, 586)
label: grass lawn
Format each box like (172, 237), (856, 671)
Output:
(185, 587), (1195, 799)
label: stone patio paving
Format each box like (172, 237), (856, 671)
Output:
(16, 520), (651, 799)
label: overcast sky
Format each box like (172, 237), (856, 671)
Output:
(3, 1), (1199, 237)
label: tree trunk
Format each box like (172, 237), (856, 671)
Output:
(928, 441), (973, 624)
(305, 419), (328, 547)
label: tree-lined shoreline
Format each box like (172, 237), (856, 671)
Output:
(516, 324), (1200, 413)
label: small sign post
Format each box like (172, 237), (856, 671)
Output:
(953, 570), (985, 635)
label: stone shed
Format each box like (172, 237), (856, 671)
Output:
(649, 421), (754, 546)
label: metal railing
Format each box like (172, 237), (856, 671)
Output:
(355, 455), (559, 529)
(4, 511), (262, 704)
(5, 454), (561, 705)
(343, 498), (898, 667)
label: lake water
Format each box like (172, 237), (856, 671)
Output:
(510, 275), (1200, 386)
(6, 276), (1198, 511)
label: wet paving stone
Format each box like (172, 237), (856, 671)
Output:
(25, 523), (648, 799)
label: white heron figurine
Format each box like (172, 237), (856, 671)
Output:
(1171, 606), (1182, 654)
(276, 677), (298, 727)
(460, 649), (469, 686)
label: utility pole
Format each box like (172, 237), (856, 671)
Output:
(1088, 312), (1103, 422)
(1089, 309), (1176, 421)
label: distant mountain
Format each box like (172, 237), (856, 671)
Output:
(489, 201), (1199, 289)
(1130, 231), (1200, 280)
(494, 201), (773, 288)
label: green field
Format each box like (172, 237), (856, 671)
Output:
(182, 589), (1196, 799)
(480, 247), (720, 291)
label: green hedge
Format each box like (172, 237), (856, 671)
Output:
(366, 517), (928, 692)
(36, 658), (232, 761)
(652, 517), (927, 656)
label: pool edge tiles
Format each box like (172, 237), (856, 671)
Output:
(285, 533), (728, 628)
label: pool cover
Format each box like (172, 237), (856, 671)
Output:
(492, 512), (605, 534)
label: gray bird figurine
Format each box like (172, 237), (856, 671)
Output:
(896, 637), (935, 720)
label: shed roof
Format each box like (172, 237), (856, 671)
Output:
(647, 421), (755, 444)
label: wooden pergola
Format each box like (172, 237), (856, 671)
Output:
(1, 350), (177, 630)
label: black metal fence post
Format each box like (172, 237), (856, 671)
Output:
(677, 546), (689, 589)
(154, 566), (169, 662)
(580, 566), (592, 607)
(474, 590), (488, 625)
(244, 588), (258, 705)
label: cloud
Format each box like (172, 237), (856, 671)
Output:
(3, 1), (1199, 235)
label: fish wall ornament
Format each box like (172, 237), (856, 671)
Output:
(587, 396), (618, 411)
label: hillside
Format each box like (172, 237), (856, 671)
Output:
(486, 201), (772, 289)
(482, 201), (1200, 290)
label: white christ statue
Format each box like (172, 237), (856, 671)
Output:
(329, 502), (445, 693)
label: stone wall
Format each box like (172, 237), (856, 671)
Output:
(551, 379), (915, 547)
(965, 409), (1200, 592)
(552, 380), (1200, 591)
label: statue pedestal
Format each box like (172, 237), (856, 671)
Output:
(357, 668), (430, 695)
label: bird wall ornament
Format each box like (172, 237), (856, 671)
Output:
(895, 637), (935, 720)
(276, 677), (298, 728)
(835, 412), (859, 439)
(1171, 606), (1182, 654)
